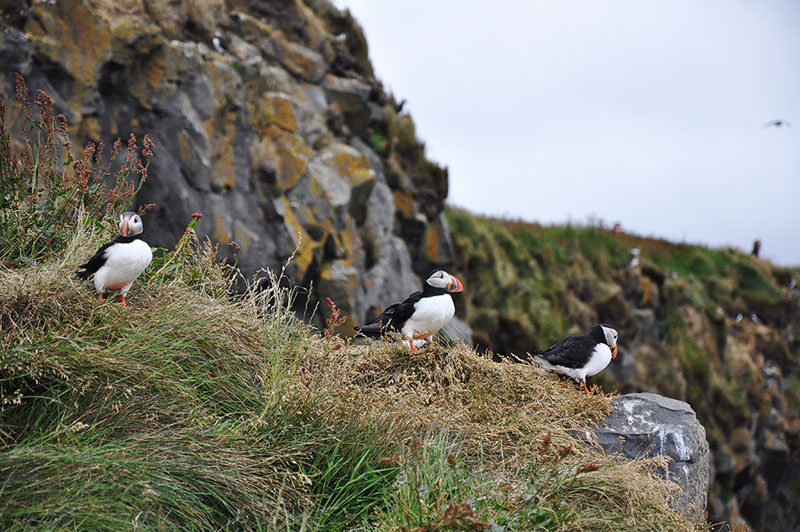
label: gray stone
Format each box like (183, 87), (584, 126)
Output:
(591, 392), (710, 523)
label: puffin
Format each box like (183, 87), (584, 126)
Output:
(75, 211), (153, 307)
(212, 31), (229, 54)
(531, 325), (618, 394)
(355, 270), (464, 352)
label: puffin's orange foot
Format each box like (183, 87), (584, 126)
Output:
(409, 339), (420, 353)
(121, 295), (127, 308)
(98, 293), (103, 301)
(582, 381), (591, 394)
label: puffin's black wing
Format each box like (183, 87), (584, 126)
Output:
(75, 241), (115, 279)
(355, 291), (422, 338)
(534, 334), (596, 369)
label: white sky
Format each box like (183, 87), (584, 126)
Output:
(335, 1), (800, 266)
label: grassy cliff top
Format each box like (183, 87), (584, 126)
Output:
(0, 229), (701, 530)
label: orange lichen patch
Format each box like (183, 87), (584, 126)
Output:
(205, 110), (238, 192)
(250, 93), (298, 133)
(339, 221), (363, 260)
(393, 189), (414, 217)
(231, 10), (274, 39)
(258, 126), (312, 194)
(177, 132), (202, 175)
(292, 84), (310, 104)
(128, 51), (171, 110)
(232, 220), (255, 252)
(279, 197), (316, 277)
(423, 221), (443, 263)
(110, 16), (164, 64)
(211, 213), (233, 245)
(76, 117), (102, 143)
(87, 0), (226, 40)
(202, 60), (241, 110)
(329, 146), (372, 187)
(26, 0), (112, 85)
(270, 30), (326, 83)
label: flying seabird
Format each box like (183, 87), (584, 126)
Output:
(76, 212), (153, 307)
(763, 119), (790, 128)
(355, 270), (464, 352)
(531, 325), (618, 394)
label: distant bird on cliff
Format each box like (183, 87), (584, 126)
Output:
(530, 325), (618, 394)
(628, 247), (640, 269)
(751, 239), (761, 257)
(763, 119), (790, 128)
(76, 212), (152, 307)
(212, 31), (229, 54)
(394, 99), (407, 113)
(354, 270), (464, 352)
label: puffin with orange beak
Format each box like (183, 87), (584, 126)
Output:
(355, 270), (464, 352)
(76, 211), (152, 307)
(531, 325), (618, 394)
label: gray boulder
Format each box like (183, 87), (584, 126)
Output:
(592, 393), (710, 523)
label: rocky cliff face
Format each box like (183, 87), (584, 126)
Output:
(0, 0), (459, 331)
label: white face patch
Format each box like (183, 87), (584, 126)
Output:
(425, 270), (451, 289)
(601, 326), (618, 346)
(120, 211), (144, 236)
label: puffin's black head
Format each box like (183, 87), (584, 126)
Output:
(120, 212), (144, 237)
(588, 325), (618, 359)
(425, 270), (464, 293)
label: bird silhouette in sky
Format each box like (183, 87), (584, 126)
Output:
(763, 119), (790, 128)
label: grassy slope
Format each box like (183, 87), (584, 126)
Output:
(446, 206), (800, 526)
(0, 225), (700, 531)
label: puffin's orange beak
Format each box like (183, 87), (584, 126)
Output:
(448, 275), (464, 293)
(610, 345), (618, 359)
(120, 217), (130, 237)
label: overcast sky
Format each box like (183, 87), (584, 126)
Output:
(334, 1), (800, 266)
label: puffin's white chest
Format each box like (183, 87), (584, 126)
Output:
(582, 343), (612, 378)
(93, 239), (152, 292)
(401, 294), (455, 339)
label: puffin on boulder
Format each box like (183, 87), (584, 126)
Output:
(530, 325), (618, 394)
(76, 211), (153, 307)
(355, 270), (464, 352)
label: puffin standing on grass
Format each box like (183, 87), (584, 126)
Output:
(76, 212), (152, 307)
(355, 270), (464, 352)
(531, 325), (618, 394)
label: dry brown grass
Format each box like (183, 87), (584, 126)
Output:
(289, 339), (698, 531)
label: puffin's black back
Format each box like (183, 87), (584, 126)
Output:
(354, 291), (423, 337)
(533, 333), (597, 369)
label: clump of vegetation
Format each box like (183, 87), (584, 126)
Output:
(0, 74), (151, 267)
(0, 86), (700, 530)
